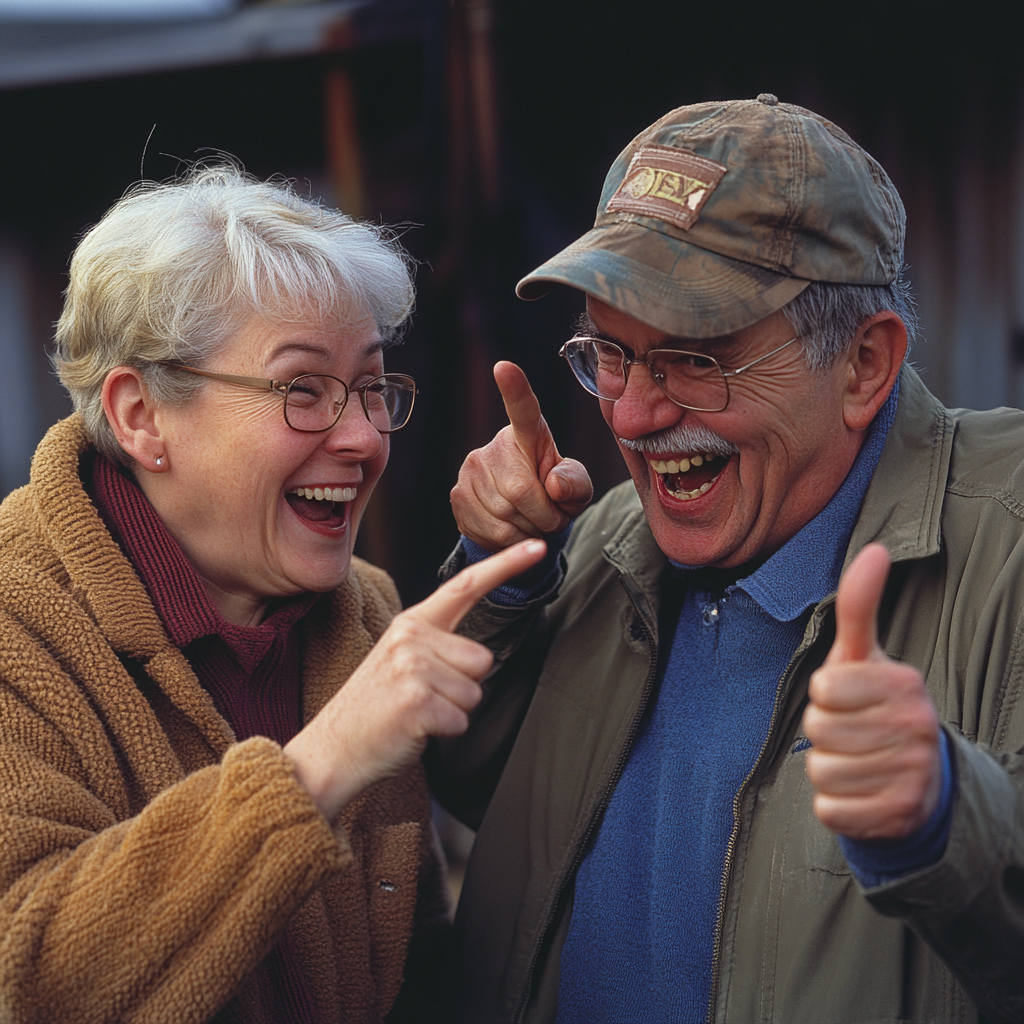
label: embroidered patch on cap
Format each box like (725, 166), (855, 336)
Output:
(607, 145), (727, 231)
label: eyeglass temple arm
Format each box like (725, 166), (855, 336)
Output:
(157, 362), (287, 393)
(722, 337), (799, 379)
(159, 362), (415, 403)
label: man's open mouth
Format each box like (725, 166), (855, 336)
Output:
(648, 453), (729, 501)
(285, 486), (356, 526)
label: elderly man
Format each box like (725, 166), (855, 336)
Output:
(429, 96), (1024, 1024)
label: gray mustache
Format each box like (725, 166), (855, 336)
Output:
(619, 422), (738, 456)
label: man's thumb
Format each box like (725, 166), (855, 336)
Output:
(544, 459), (594, 512)
(828, 543), (891, 664)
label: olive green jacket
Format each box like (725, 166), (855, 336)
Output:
(432, 366), (1024, 1024)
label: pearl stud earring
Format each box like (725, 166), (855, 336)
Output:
(155, 457), (164, 467)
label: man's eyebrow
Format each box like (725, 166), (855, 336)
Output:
(574, 313), (739, 354)
(573, 312), (628, 347)
(575, 310), (598, 335)
(577, 315), (745, 360)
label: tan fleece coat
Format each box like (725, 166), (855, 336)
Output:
(0, 416), (445, 1024)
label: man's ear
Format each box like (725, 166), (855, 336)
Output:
(842, 312), (907, 432)
(101, 367), (166, 472)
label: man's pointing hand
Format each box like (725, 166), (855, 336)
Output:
(803, 543), (943, 841)
(452, 361), (593, 551)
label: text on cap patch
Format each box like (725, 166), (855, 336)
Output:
(607, 145), (727, 231)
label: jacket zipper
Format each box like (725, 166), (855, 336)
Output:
(705, 596), (835, 1023)
(512, 572), (660, 1024)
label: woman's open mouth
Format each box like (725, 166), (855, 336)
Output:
(648, 452), (729, 501)
(285, 486), (356, 528)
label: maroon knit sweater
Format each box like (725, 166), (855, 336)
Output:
(88, 453), (321, 1024)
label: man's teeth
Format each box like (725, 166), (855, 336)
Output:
(290, 486), (357, 502)
(667, 480), (715, 501)
(648, 453), (716, 474)
(647, 452), (724, 501)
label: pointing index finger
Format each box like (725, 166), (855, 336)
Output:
(494, 361), (555, 464)
(414, 539), (547, 633)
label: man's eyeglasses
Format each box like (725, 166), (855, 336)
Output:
(558, 335), (800, 412)
(155, 362), (418, 433)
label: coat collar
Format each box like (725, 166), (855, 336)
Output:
(30, 415), (173, 660)
(25, 415), (388, 753)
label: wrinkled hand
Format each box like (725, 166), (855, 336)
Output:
(284, 538), (547, 821)
(452, 361), (593, 550)
(803, 543), (942, 841)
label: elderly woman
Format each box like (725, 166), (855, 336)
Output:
(0, 166), (542, 1024)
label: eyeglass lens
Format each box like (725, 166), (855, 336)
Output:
(361, 376), (416, 432)
(284, 374), (416, 432)
(562, 339), (729, 412)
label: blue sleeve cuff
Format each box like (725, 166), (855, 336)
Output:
(838, 728), (956, 889)
(459, 524), (573, 607)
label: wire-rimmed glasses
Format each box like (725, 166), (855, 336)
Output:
(558, 335), (799, 412)
(155, 362), (418, 433)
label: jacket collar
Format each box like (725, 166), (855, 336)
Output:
(601, 499), (664, 636)
(846, 363), (953, 567)
(602, 363), (954, 606)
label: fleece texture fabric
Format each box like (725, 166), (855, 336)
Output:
(0, 415), (448, 1024)
(90, 449), (324, 1024)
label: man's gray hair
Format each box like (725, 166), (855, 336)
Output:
(782, 265), (919, 371)
(53, 162), (415, 465)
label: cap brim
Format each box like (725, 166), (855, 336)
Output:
(516, 222), (809, 338)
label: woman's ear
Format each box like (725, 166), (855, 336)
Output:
(842, 312), (908, 431)
(101, 368), (166, 472)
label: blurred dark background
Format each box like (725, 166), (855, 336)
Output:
(2, 0), (1023, 612)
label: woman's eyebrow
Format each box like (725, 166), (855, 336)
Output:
(269, 339), (385, 363)
(269, 342), (333, 362)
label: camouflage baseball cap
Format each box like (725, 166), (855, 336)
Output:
(517, 95), (905, 338)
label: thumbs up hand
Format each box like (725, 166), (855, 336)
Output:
(803, 544), (942, 841)
(452, 361), (594, 551)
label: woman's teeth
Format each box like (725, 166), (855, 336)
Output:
(289, 486), (357, 502)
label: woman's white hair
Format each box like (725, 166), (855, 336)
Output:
(53, 162), (416, 464)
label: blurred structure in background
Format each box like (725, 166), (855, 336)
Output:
(0, 0), (538, 605)
(2, 0), (1023, 895)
